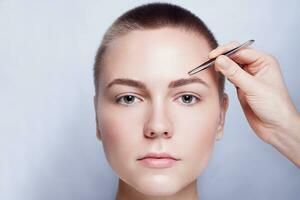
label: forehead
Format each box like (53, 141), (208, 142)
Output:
(100, 27), (217, 90)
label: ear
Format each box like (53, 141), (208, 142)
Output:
(216, 93), (229, 141)
(94, 95), (102, 141)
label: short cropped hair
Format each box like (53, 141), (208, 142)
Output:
(93, 2), (225, 99)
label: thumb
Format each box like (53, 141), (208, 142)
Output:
(215, 55), (257, 94)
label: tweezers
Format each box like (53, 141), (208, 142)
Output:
(187, 39), (255, 75)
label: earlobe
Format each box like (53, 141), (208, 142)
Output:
(93, 95), (97, 111)
(216, 131), (223, 141)
(96, 127), (102, 141)
(95, 114), (102, 141)
(94, 95), (102, 141)
(215, 120), (224, 141)
(216, 93), (229, 141)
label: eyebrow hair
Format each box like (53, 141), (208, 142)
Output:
(105, 77), (210, 90)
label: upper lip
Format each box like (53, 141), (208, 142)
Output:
(137, 152), (180, 161)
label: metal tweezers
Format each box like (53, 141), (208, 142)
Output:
(187, 39), (255, 75)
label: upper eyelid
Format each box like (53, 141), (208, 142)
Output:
(175, 91), (201, 98)
(115, 92), (143, 99)
(116, 94), (200, 107)
(116, 92), (201, 98)
(116, 93), (201, 102)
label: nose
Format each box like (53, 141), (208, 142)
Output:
(144, 102), (173, 139)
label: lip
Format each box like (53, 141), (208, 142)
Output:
(137, 152), (180, 169)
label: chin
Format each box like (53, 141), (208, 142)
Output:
(129, 174), (185, 197)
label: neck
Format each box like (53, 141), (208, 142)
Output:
(115, 178), (199, 200)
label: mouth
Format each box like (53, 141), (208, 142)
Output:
(137, 152), (181, 169)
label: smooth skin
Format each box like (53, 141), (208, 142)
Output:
(94, 27), (300, 200)
(210, 41), (300, 168)
(95, 28), (229, 200)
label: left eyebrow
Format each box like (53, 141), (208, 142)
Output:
(105, 77), (210, 90)
(168, 77), (210, 89)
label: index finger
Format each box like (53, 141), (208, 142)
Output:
(229, 48), (268, 66)
(209, 41), (270, 66)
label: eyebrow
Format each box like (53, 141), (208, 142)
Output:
(105, 77), (210, 90)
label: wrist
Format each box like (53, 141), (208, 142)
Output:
(268, 110), (300, 168)
(281, 109), (300, 136)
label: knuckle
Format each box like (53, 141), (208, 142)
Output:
(228, 66), (242, 79)
(265, 53), (278, 65)
(266, 53), (274, 60)
(216, 41), (241, 55)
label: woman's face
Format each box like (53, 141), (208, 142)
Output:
(94, 27), (228, 196)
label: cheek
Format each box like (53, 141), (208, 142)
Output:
(97, 103), (144, 165)
(97, 94), (221, 178)
(172, 97), (220, 135)
(172, 99), (220, 172)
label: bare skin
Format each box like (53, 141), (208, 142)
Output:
(115, 179), (199, 200)
(94, 27), (228, 200)
(94, 28), (300, 200)
(210, 41), (300, 168)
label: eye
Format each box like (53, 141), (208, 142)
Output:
(176, 94), (200, 106)
(115, 95), (142, 105)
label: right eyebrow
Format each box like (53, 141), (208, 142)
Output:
(106, 78), (147, 90)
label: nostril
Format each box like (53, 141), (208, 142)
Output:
(146, 131), (171, 138)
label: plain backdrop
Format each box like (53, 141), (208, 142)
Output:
(0, 0), (299, 200)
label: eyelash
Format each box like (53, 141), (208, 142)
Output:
(115, 93), (201, 106)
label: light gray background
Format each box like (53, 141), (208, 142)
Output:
(1, 0), (299, 199)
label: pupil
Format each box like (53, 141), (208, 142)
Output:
(123, 95), (193, 104)
(125, 95), (134, 103)
(183, 95), (192, 103)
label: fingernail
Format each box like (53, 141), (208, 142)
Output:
(217, 56), (230, 69)
(208, 50), (216, 58)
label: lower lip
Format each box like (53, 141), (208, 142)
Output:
(137, 158), (179, 168)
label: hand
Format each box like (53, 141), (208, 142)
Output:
(209, 41), (300, 167)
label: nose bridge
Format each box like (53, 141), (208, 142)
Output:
(144, 95), (173, 138)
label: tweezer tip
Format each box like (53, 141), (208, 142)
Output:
(187, 70), (196, 75)
(187, 70), (198, 76)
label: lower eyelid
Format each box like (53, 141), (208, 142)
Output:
(176, 95), (200, 103)
(115, 93), (201, 104)
(176, 93), (201, 99)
